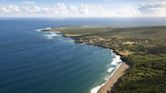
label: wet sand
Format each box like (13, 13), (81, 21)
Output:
(97, 62), (129, 93)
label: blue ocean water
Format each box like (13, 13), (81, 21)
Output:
(0, 18), (166, 93)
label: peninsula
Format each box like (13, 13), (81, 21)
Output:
(43, 26), (166, 93)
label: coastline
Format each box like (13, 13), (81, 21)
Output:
(40, 28), (130, 93)
(67, 35), (130, 93)
(97, 62), (129, 93)
(57, 30), (130, 93)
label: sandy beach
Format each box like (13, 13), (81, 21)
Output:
(97, 62), (129, 93)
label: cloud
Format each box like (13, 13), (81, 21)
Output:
(0, 5), (21, 14)
(0, 2), (165, 17)
(138, 2), (166, 17)
(113, 6), (141, 17)
(0, 3), (106, 17)
(21, 0), (36, 5)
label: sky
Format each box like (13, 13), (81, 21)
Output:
(0, 0), (166, 17)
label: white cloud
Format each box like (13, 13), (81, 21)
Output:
(0, 2), (165, 17)
(112, 6), (141, 17)
(138, 2), (166, 17)
(0, 3), (115, 17)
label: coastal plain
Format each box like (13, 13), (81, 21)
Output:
(45, 26), (166, 93)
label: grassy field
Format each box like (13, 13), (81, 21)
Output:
(48, 26), (166, 93)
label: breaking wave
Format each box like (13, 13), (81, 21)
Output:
(36, 27), (75, 45)
(35, 27), (52, 32)
(90, 51), (122, 93)
(44, 32), (62, 39)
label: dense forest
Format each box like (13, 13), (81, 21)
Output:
(114, 51), (166, 93)
(47, 26), (166, 93)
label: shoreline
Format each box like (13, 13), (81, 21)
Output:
(40, 28), (130, 93)
(59, 31), (130, 93)
(90, 52), (122, 93)
(97, 62), (129, 93)
(39, 25), (166, 93)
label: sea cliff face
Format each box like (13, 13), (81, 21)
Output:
(44, 26), (166, 93)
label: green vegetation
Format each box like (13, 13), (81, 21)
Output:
(49, 26), (166, 93)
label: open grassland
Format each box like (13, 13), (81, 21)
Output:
(49, 26), (166, 93)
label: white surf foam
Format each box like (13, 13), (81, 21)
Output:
(44, 32), (62, 39)
(35, 29), (42, 32)
(35, 27), (52, 32)
(36, 27), (76, 43)
(90, 84), (105, 93)
(35, 27), (62, 39)
(90, 50), (122, 93)
(111, 55), (121, 66)
(107, 67), (114, 73)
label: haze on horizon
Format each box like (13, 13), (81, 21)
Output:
(0, 0), (166, 17)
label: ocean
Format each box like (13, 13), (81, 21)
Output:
(0, 18), (166, 93)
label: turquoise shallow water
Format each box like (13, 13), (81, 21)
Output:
(0, 18), (166, 93)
